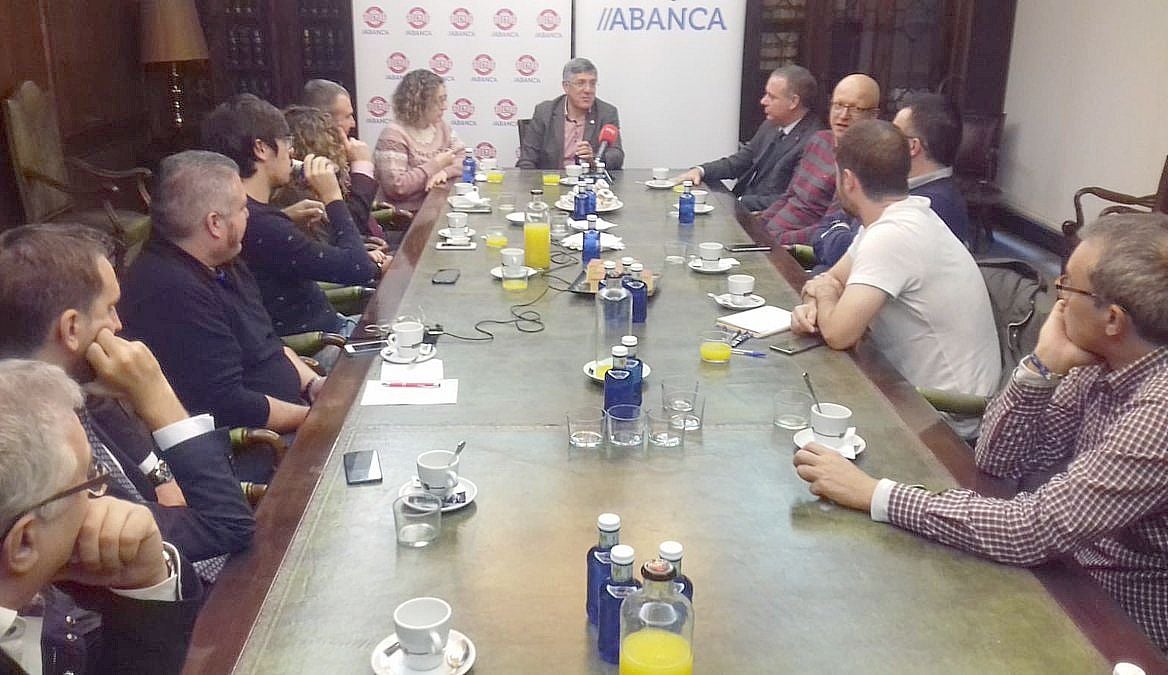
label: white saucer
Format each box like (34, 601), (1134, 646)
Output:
(568, 216), (619, 231)
(397, 477), (478, 512)
(712, 293), (765, 310)
(670, 203), (715, 216)
(380, 344), (437, 364)
(583, 358), (652, 383)
(688, 258), (737, 274)
(793, 427), (866, 458)
(555, 199), (623, 213)
(506, 211), (526, 225)
(489, 265), (538, 279)
(438, 227), (476, 239)
(645, 179), (676, 189)
(371, 629), (476, 675)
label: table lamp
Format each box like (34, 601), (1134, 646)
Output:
(141, 0), (210, 130)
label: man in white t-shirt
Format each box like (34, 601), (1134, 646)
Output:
(791, 119), (999, 438)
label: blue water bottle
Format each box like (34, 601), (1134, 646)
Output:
(603, 346), (638, 411)
(659, 540), (694, 602)
(573, 178), (589, 221)
(582, 215), (601, 266)
(586, 179), (598, 216)
(598, 544), (640, 664)
(460, 149), (476, 184)
(624, 279), (647, 324)
(679, 180), (696, 226)
(621, 335), (644, 400)
(586, 513), (621, 625)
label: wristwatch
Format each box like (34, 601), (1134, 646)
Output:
(145, 458), (174, 486)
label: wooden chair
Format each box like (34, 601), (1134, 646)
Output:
(230, 427), (288, 508)
(1061, 154), (1168, 245)
(953, 113), (1006, 252)
(3, 81), (151, 265)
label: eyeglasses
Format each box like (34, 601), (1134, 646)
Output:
(0, 462), (110, 541)
(830, 101), (878, 117)
(1055, 274), (1099, 301)
(565, 78), (598, 91)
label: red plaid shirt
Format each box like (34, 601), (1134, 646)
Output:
(757, 129), (838, 245)
(887, 347), (1168, 648)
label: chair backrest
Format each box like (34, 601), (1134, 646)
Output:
(1155, 154), (1168, 214)
(978, 258), (1050, 390)
(3, 81), (72, 221)
(954, 113), (1006, 183)
(517, 118), (532, 147)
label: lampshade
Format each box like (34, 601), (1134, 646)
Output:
(141, 0), (210, 64)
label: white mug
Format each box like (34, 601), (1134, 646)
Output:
(389, 320), (425, 359)
(417, 450), (459, 498)
(500, 247), (525, 268)
(452, 182), (475, 195)
(393, 597), (451, 671)
(691, 189), (709, 205)
(727, 274), (755, 302)
(652, 167), (669, 181)
(446, 212), (468, 236)
(565, 164), (583, 178)
(698, 242), (723, 268)
(810, 402), (856, 450)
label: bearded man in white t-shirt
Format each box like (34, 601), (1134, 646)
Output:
(790, 119), (1000, 438)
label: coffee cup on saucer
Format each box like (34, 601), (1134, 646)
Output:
(810, 402), (856, 450)
(651, 167), (669, 181)
(698, 242), (724, 269)
(417, 450), (459, 498)
(452, 182), (475, 196)
(726, 274), (755, 305)
(393, 597), (451, 671)
(446, 212), (468, 235)
(565, 164), (583, 178)
(388, 320), (425, 360)
(500, 247), (525, 268)
(691, 189), (709, 205)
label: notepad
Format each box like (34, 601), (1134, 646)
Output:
(716, 305), (792, 338)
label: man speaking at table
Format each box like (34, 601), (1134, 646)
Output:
(673, 65), (821, 210)
(790, 119), (999, 438)
(794, 212), (1168, 650)
(517, 57), (624, 170)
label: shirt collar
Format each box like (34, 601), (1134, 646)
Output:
(1100, 346), (1168, 396)
(780, 113), (806, 136)
(907, 166), (954, 189)
(0, 605), (18, 643)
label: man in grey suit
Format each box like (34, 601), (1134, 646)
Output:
(674, 65), (822, 211)
(517, 57), (624, 170)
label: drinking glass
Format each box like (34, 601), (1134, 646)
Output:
(606, 404), (645, 448)
(663, 241), (692, 266)
(497, 192), (517, 216)
(774, 389), (813, 430)
(646, 407), (685, 448)
(567, 407), (605, 449)
(699, 329), (733, 364)
(667, 393), (705, 431)
(394, 493), (442, 547)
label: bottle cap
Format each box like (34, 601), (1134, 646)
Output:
(531, 189), (543, 196)
(610, 544), (635, 565)
(658, 541), (683, 562)
(465, 149), (473, 155)
(683, 180), (693, 187)
(621, 335), (639, 348)
(1113, 664), (1146, 675)
(597, 513), (621, 531)
(604, 260), (617, 270)
(629, 263), (644, 272)
(620, 256), (635, 266)
(641, 558), (676, 581)
(587, 214), (598, 221)
(611, 345), (629, 358)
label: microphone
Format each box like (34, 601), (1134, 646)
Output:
(596, 124), (619, 163)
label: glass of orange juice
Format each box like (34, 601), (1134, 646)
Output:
(699, 329), (732, 364)
(484, 226), (508, 249)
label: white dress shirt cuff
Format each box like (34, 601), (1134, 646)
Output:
(351, 160), (375, 178)
(111, 542), (182, 602)
(870, 478), (897, 522)
(151, 414), (215, 453)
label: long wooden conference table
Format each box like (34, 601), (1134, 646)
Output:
(183, 170), (1167, 673)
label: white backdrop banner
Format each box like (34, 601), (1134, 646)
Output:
(574, 1), (746, 169)
(352, 2), (572, 166)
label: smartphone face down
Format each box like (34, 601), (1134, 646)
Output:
(343, 450), (383, 485)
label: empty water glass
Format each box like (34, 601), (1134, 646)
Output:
(667, 393), (705, 431)
(394, 493), (442, 548)
(567, 407), (605, 449)
(606, 404), (645, 449)
(647, 407), (685, 448)
(774, 389), (813, 430)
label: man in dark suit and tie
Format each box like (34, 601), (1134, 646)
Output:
(674, 65), (822, 211)
(517, 58), (625, 171)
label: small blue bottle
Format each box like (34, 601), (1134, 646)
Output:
(659, 540), (694, 602)
(460, 149), (477, 184)
(573, 178), (589, 221)
(678, 180), (696, 226)
(582, 215), (601, 266)
(586, 179), (598, 216)
(603, 346), (639, 411)
(621, 336), (644, 399)
(586, 513), (621, 625)
(624, 278), (647, 324)
(598, 544), (640, 664)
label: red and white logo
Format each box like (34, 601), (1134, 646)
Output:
(429, 53), (453, 75)
(493, 8), (517, 30)
(406, 6), (429, 29)
(451, 98), (475, 120)
(494, 98), (518, 120)
(537, 9), (561, 31)
(475, 142), (497, 159)
(472, 54), (496, 76)
(450, 7), (473, 30)
(386, 52), (409, 74)
(367, 97), (389, 117)
(363, 6), (386, 28)
(515, 54), (539, 77)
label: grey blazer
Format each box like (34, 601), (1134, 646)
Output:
(517, 95), (624, 170)
(700, 113), (823, 211)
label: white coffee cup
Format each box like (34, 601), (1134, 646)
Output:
(691, 189), (709, 205)
(565, 164), (583, 178)
(393, 597), (451, 671)
(500, 247), (525, 268)
(652, 167), (669, 181)
(810, 402), (856, 450)
(452, 182), (475, 195)
(389, 320), (425, 359)
(479, 157), (497, 171)
(727, 274), (755, 303)
(698, 242), (724, 268)
(417, 450), (459, 498)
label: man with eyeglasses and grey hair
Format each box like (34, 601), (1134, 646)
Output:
(795, 212), (1168, 651)
(517, 57), (624, 170)
(0, 359), (202, 673)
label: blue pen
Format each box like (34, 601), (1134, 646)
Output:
(731, 348), (768, 358)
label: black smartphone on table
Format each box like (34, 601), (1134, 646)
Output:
(343, 450), (383, 485)
(770, 334), (827, 355)
(432, 268), (461, 284)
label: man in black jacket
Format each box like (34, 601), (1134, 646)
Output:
(517, 57), (625, 171)
(674, 65), (822, 211)
(0, 223), (255, 573)
(0, 359), (201, 674)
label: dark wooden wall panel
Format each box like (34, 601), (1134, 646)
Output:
(0, 0), (52, 226)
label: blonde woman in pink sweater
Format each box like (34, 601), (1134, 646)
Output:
(373, 69), (465, 211)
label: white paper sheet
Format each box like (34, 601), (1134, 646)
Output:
(360, 379), (459, 406)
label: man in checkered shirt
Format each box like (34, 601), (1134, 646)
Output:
(794, 212), (1168, 649)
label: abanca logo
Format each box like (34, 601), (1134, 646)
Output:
(594, 6), (727, 31)
(450, 7), (473, 30)
(429, 53), (453, 75)
(386, 52), (409, 74)
(475, 142), (497, 159)
(367, 97), (389, 117)
(406, 6), (429, 29)
(494, 8), (517, 30)
(515, 54), (538, 77)
(494, 99), (518, 120)
(451, 98), (475, 120)
(473, 54), (496, 76)
(363, 6), (386, 28)
(537, 9), (561, 31)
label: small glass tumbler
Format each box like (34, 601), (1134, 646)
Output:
(549, 211), (571, 239)
(663, 241), (693, 267)
(667, 393), (705, 431)
(606, 404), (645, 448)
(699, 329), (733, 364)
(774, 389), (813, 430)
(567, 407), (605, 449)
(394, 493), (442, 548)
(646, 407), (685, 448)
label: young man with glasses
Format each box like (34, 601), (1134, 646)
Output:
(517, 57), (625, 170)
(0, 360), (202, 673)
(755, 73), (881, 245)
(794, 213), (1168, 650)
